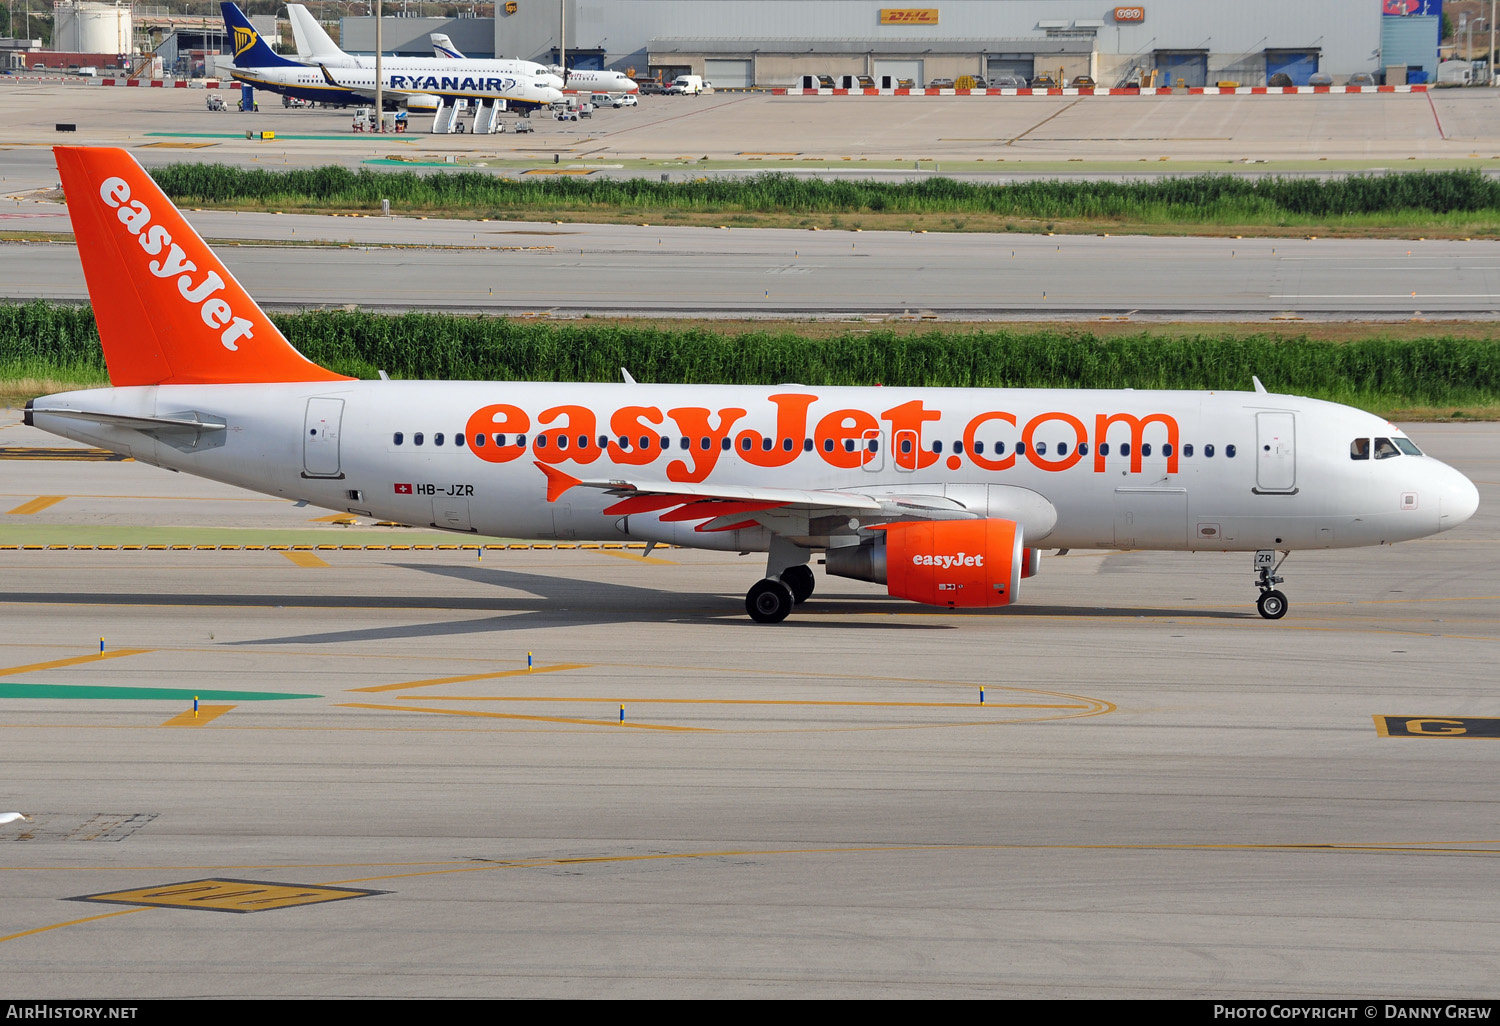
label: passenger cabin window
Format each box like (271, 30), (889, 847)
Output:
(1140, 443), (1151, 457)
(1226, 444), (1237, 458)
(414, 432), (424, 446)
(393, 432), (403, 445)
(1184, 444), (1193, 457)
(1204, 444), (1214, 457)
(455, 433), (465, 448)
(1373, 437), (1400, 460)
(1350, 438), (1370, 460)
(1034, 441), (1047, 455)
(434, 433), (444, 447)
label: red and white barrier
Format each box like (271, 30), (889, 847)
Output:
(94, 78), (220, 88)
(774, 84), (1430, 97)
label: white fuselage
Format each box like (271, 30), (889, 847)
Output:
(563, 69), (639, 94)
(29, 382), (1479, 552)
(231, 62), (562, 108)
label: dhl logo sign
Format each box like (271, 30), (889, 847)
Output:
(466, 395), (1180, 483)
(233, 25), (258, 58)
(880, 8), (939, 25)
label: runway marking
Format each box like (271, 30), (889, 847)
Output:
(6, 496), (66, 515)
(0, 649), (151, 676)
(407, 695), (1089, 710)
(281, 551), (329, 567)
(340, 701), (710, 731)
(1374, 715), (1500, 739)
(0, 907), (147, 945)
(161, 705), (234, 726)
(69, 878), (387, 913)
(0, 448), (129, 461)
(348, 663), (591, 693)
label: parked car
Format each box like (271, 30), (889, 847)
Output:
(638, 81), (668, 95)
(1070, 75), (1096, 88)
(1347, 72), (1377, 86)
(616, 93), (638, 106)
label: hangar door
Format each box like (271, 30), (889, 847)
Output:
(1156, 51), (1207, 88)
(1381, 15), (1439, 79)
(874, 59), (923, 86)
(986, 56), (1033, 82)
(1266, 50), (1319, 85)
(705, 59), (752, 88)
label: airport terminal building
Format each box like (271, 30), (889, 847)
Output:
(342, 1), (1440, 89)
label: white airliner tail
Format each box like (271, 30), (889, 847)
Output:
(431, 33), (465, 60)
(287, 3), (347, 65)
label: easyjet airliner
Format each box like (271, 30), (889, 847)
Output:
(26, 148), (1480, 622)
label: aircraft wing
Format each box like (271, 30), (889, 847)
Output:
(534, 461), (977, 535)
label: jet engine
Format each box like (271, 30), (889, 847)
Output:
(825, 519), (1032, 608)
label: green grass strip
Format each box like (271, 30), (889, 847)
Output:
(0, 683), (319, 701)
(6, 302), (1499, 416)
(146, 163), (1500, 225)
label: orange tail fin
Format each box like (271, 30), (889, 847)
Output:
(55, 146), (351, 386)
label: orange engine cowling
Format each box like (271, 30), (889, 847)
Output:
(881, 519), (1024, 608)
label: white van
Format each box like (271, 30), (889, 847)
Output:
(667, 74), (711, 94)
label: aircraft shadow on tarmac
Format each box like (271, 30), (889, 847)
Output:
(8, 562), (1250, 648)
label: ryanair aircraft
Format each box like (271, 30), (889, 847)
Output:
(221, 3), (561, 113)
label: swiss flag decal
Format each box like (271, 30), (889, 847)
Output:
(394, 483), (413, 494)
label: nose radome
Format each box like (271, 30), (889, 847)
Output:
(1439, 470), (1480, 531)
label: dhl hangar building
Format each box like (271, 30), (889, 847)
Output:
(339, 1), (1442, 89)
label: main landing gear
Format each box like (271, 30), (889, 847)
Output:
(1254, 549), (1289, 620)
(745, 541), (815, 623)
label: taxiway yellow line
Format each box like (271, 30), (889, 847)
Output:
(0, 907), (147, 945)
(600, 551), (678, 564)
(348, 663), (590, 693)
(161, 705), (234, 727)
(6, 495), (66, 515)
(0, 649), (152, 676)
(402, 695), (1089, 709)
(281, 551), (330, 568)
(340, 701), (711, 731)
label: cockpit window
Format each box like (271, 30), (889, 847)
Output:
(1350, 438), (1370, 460)
(1393, 437), (1423, 456)
(1374, 437), (1400, 460)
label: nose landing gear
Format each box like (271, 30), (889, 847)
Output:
(1254, 549), (1289, 619)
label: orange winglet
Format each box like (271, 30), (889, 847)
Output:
(54, 146), (351, 386)
(534, 461), (582, 502)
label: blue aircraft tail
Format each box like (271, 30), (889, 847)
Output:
(220, 2), (301, 68)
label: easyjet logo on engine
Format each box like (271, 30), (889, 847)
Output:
(913, 552), (984, 568)
(98, 176), (255, 352)
(465, 396), (1180, 482)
